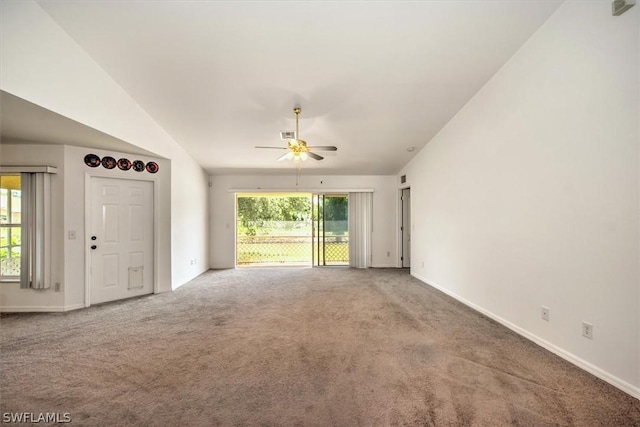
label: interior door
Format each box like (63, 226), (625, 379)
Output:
(90, 177), (154, 304)
(402, 188), (411, 268)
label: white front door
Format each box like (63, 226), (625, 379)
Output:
(90, 177), (154, 305)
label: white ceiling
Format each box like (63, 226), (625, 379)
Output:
(26, 1), (561, 175)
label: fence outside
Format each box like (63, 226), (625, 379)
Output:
(237, 220), (348, 266)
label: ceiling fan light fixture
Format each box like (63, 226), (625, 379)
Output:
(255, 106), (337, 164)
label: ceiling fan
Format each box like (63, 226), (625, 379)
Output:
(255, 106), (337, 161)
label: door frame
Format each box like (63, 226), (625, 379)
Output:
(398, 186), (410, 268)
(84, 172), (160, 308)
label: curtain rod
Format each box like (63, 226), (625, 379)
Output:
(227, 188), (374, 193)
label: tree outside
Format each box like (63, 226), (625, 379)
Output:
(237, 195), (311, 237)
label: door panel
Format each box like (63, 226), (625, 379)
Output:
(402, 188), (411, 268)
(235, 193), (312, 266)
(90, 177), (154, 304)
(313, 194), (349, 266)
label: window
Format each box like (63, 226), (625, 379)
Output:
(0, 175), (22, 280)
(0, 167), (56, 289)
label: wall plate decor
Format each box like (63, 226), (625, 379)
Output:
(102, 156), (116, 169)
(132, 160), (145, 172)
(145, 162), (159, 174)
(84, 154), (101, 167)
(117, 158), (132, 171)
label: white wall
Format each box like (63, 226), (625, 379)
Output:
(0, 144), (65, 310)
(210, 174), (398, 268)
(169, 150), (209, 288)
(400, 2), (639, 395)
(1, 0), (209, 293)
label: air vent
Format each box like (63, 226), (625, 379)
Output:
(400, 175), (407, 184)
(612, 0), (635, 15)
(280, 131), (296, 140)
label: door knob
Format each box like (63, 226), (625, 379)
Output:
(91, 236), (97, 241)
(91, 245), (97, 250)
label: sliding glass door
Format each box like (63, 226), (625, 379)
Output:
(236, 193), (312, 266)
(312, 194), (349, 266)
(235, 192), (348, 267)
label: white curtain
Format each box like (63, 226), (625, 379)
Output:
(20, 172), (51, 289)
(348, 192), (372, 268)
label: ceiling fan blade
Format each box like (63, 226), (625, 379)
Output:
(307, 146), (337, 151)
(255, 146), (288, 149)
(307, 152), (324, 161)
(277, 152), (291, 161)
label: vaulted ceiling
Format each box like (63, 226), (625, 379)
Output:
(11, 1), (562, 175)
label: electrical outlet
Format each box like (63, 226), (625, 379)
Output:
(54, 282), (61, 292)
(190, 259), (195, 265)
(582, 322), (593, 339)
(541, 306), (550, 321)
(386, 251), (390, 257)
(68, 230), (76, 240)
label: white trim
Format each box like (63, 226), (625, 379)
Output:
(84, 173), (91, 308)
(1, 306), (65, 312)
(372, 263), (397, 268)
(234, 194), (238, 268)
(411, 272), (640, 400)
(84, 172), (159, 307)
(0, 166), (57, 174)
(152, 180), (160, 294)
(397, 188), (404, 268)
(0, 304), (79, 312)
(229, 188), (374, 193)
(63, 303), (86, 312)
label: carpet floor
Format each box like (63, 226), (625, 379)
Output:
(1, 268), (639, 426)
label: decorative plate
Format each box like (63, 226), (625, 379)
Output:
(145, 162), (159, 174)
(132, 160), (145, 172)
(117, 158), (132, 171)
(84, 154), (101, 167)
(102, 156), (117, 169)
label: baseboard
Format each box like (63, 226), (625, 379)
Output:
(0, 303), (86, 313)
(63, 304), (86, 312)
(1, 306), (66, 313)
(371, 263), (398, 268)
(411, 272), (640, 400)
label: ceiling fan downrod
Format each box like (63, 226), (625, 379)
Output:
(294, 106), (301, 141)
